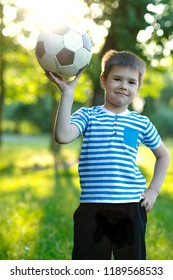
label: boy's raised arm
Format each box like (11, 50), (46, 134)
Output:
(46, 72), (81, 143)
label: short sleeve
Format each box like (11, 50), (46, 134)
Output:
(70, 107), (89, 136)
(142, 119), (161, 150)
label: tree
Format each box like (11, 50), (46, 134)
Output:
(0, 2), (6, 146)
(84, 0), (173, 105)
(85, 0), (152, 105)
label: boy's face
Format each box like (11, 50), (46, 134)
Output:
(100, 65), (139, 113)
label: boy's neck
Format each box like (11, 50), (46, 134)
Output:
(103, 103), (129, 115)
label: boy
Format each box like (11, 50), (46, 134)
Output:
(46, 50), (170, 260)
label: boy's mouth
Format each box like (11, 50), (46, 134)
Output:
(115, 91), (128, 96)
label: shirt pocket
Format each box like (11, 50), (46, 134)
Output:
(124, 127), (139, 148)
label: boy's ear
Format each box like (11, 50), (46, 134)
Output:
(100, 74), (105, 89)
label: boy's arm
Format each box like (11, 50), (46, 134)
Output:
(55, 91), (80, 143)
(141, 142), (170, 212)
(46, 72), (81, 143)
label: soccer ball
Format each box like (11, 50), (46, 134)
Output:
(35, 23), (93, 78)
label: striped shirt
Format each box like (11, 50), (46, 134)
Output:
(70, 105), (161, 203)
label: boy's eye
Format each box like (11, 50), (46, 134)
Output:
(114, 78), (121, 81)
(129, 81), (136, 85)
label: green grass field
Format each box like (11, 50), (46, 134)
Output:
(0, 134), (173, 260)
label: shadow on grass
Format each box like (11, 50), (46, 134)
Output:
(32, 166), (80, 260)
(29, 162), (79, 260)
(0, 186), (42, 260)
(0, 158), (80, 260)
(146, 192), (173, 260)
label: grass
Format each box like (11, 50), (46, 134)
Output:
(0, 134), (173, 260)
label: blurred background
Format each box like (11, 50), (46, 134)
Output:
(0, 0), (173, 260)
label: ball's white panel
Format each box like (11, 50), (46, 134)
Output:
(74, 48), (92, 68)
(63, 31), (83, 52)
(40, 53), (57, 72)
(82, 33), (93, 51)
(44, 34), (64, 55)
(53, 24), (70, 36)
(57, 64), (79, 77)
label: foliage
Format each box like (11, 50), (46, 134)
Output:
(137, 0), (173, 61)
(4, 46), (53, 103)
(3, 96), (52, 133)
(140, 68), (165, 98)
(0, 134), (173, 260)
(3, 69), (92, 134)
(148, 75), (173, 137)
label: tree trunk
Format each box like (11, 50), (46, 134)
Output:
(91, 30), (118, 106)
(0, 4), (5, 147)
(50, 93), (61, 170)
(0, 58), (5, 147)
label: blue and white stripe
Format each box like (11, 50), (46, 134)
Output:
(70, 105), (161, 203)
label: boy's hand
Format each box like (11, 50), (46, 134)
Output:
(45, 71), (82, 95)
(141, 188), (159, 212)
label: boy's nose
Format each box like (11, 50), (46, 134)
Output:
(120, 80), (127, 90)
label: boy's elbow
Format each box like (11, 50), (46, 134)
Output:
(54, 133), (72, 144)
(163, 144), (170, 162)
(54, 137), (64, 144)
(166, 150), (171, 163)
(54, 125), (79, 144)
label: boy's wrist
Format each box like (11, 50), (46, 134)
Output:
(148, 187), (160, 195)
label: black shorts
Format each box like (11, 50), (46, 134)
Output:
(72, 202), (147, 260)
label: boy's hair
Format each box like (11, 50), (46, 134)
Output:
(101, 50), (146, 88)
